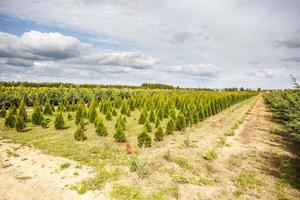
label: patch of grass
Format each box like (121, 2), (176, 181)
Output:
(275, 179), (292, 200)
(218, 135), (230, 146)
(233, 189), (244, 198)
(129, 150), (148, 178)
(163, 149), (172, 162)
(235, 171), (259, 189)
(164, 184), (180, 200)
(203, 149), (218, 161)
(71, 167), (119, 194)
(174, 158), (193, 170)
(171, 172), (214, 186)
(111, 184), (143, 200)
(225, 130), (235, 136)
(60, 162), (71, 170)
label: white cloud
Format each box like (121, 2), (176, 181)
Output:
(250, 68), (288, 78)
(161, 64), (220, 77)
(0, 31), (92, 60)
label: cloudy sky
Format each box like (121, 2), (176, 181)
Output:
(0, 0), (299, 88)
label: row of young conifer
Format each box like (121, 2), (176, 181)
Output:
(0, 87), (255, 147)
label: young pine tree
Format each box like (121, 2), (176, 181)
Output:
(18, 100), (28, 122)
(0, 103), (7, 118)
(105, 111), (112, 121)
(95, 116), (107, 136)
(137, 129), (151, 147)
(175, 114), (186, 131)
(165, 118), (175, 135)
(74, 123), (87, 141)
(138, 109), (147, 124)
(149, 110), (156, 123)
(43, 99), (52, 115)
(155, 118), (160, 128)
(54, 112), (65, 130)
(154, 124), (164, 141)
(88, 99), (97, 123)
(144, 119), (152, 132)
(75, 104), (84, 125)
(113, 124), (126, 142)
(15, 110), (26, 132)
(115, 116), (126, 131)
(31, 100), (44, 125)
(5, 109), (16, 128)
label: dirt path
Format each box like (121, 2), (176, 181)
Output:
(0, 141), (106, 200)
(206, 96), (300, 199)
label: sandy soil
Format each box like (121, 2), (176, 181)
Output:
(0, 141), (106, 200)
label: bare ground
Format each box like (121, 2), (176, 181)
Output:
(0, 96), (299, 199)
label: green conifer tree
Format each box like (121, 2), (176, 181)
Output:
(144, 119), (152, 132)
(137, 129), (151, 147)
(138, 109), (147, 124)
(149, 110), (156, 123)
(74, 123), (87, 141)
(43, 99), (52, 115)
(154, 124), (164, 141)
(113, 124), (126, 142)
(165, 118), (175, 135)
(95, 116), (107, 136)
(54, 112), (65, 130)
(5, 109), (15, 128)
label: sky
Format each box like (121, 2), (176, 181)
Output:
(0, 0), (299, 89)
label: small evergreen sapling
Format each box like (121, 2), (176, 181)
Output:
(154, 124), (164, 141)
(54, 112), (65, 130)
(5, 110), (15, 128)
(0, 103), (7, 118)
(74, 123), (87, 141)
(113, 124), (126, 142)
(138, 109), (147, 124)
(43, 99), (52, 115)
(144, 119), (152, 132)
(165, 118), (175, 135)
(95, 116), (107, 136)
(137, 129), (151, 147)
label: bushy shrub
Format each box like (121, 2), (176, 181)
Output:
(74, 123), (87, 141)
(54, 112), (65, 130)
(43, 100), (52, 115)
(95, 116), (107, 136)
(154, 124), (164, 141)
(105, 111), (112, 121)
(0, 104), (7, 118)
(144, 119), (152, 132)
(175, 114), (186, 131)
(137, 129), (151, 147)
(165, 118), (175, 135)
(138, 109), (147, 124)
(149, 110), (156, 123)
(15, 111), (26, 132)
(113, 124), (126, 142)
(5, 110), (15, 128)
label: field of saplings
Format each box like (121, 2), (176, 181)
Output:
(0, 84), (255, 147)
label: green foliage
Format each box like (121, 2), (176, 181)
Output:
(137, 129), (151, 148)
(154, 124), (164, 141)
(5, 110), (15, 128)
(174, 158), (193, 169)
(41, 119), (50, 128)
(165, 118), (175, 135)
(203, 149), (218, 161)
(67, 113), (73, 120)
(264, 90), (300, 141)
(74, 123), (87, 141)
(43, 99), (52, 115)
(95, 116), (107, 136)
(17, 100), (28, 122)
(15, 111), (26, 132)
(111, 184), (142, 200)
(129, 151), (148, 177)
(115, 116), (126, 131)
(149, 110), (156, 123)
(75, 102), (84, 125)
(54, 112), (65, 130)
(88, 99), (97, 123)
(31, 100), (44, 125)
(112, 108), (117, 116)
(144, 119), (152, 132)
(114, 124), (126, 142)
(105, 111), (112, 121)
(0, 104), (7, 118)
(175, 113), (186, 131)
(235, 172), (259, 189)
(138, 109), (147, 124)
